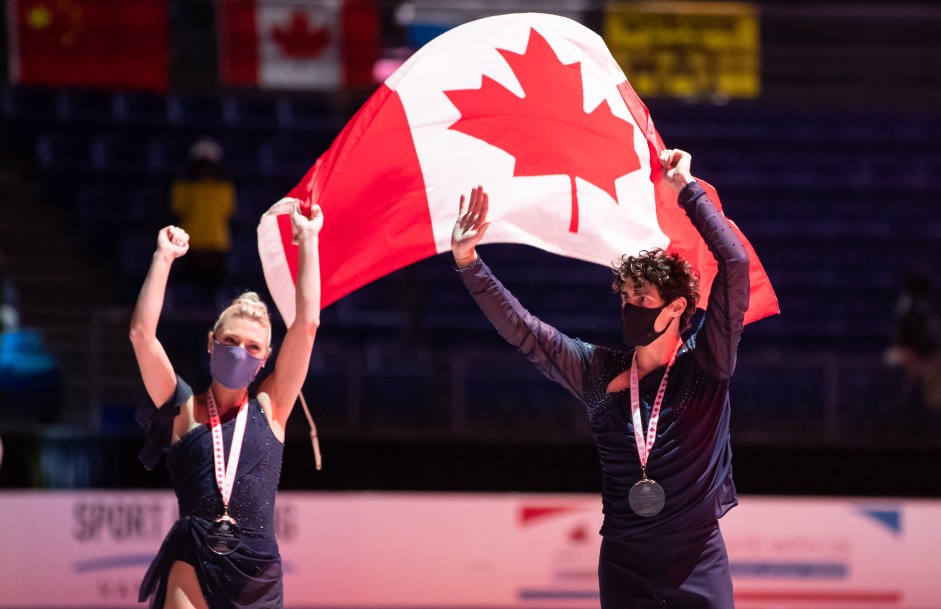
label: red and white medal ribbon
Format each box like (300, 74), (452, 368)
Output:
(207, 390), (249, 517)
(629, 341), (683, 476)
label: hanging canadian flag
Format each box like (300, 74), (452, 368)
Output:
(218, 0), (378, 90)
(258, 13), (779, 326)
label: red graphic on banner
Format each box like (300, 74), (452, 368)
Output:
(271, 11), (331, 59)
(568, 523), (590, 543)
(519, 505), (579, 526)
(445, 28), (640, 233)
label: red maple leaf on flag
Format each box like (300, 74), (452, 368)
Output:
(271, 11), (330, 59)
(445, 28), (640, 233)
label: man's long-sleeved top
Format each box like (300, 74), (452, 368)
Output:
(459, 181), (750, 538)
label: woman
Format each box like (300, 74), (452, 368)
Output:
(130, 201), (322, 609)
(452, 150), (748, 607)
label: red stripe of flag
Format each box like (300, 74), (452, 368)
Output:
(618, 79), (779, 324)
(341, 0), (379, 87)
(218, 0), (259, 86)
(281, 83), (437, 308)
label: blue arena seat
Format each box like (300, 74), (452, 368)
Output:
(92, 132), (157, 176)
(35, 130), (95, 175)
(458, 347), (582, 437)
(261, 134), (322, 179)
(232, 182), (279, 229)
(301, 340), (360, 430)
(150, 133), (197, 176)
(1, 86), (60, 126)
(58, 88), (116, 125)
(214, 134), (265, 178)
(167, 93), (226, 130)
(359, 340), (450, 430)
(128, 182), (173, 229)
(75, 182), (122, 224)
(279, 94), (343, 132)
(113, 90), (169, 128)
(118, 232), (160, 285)
(225, 232), (265, 286)
(224, 93), (283, 131)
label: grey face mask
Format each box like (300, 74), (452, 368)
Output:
(210, 341), (264, 389)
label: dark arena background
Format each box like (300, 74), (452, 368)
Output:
(1, 0), (941, 607)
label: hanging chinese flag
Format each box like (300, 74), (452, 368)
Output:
(7, 0), (169, 90)
(258, 13), (779, 326)
(218, 0), (378, 90)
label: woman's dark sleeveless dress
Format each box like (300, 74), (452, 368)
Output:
(136, 376), (284, 609)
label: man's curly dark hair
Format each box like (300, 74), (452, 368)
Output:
(611, 248), (700, 332)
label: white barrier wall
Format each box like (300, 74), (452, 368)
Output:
(0, 491), (939, 608)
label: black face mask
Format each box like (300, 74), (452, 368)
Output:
(621, 302), (673, 347)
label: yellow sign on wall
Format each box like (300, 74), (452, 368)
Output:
(605, 1), (760, 99)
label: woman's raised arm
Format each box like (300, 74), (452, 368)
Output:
(129, 226), (189, 406)
(260, 203), (323, 430)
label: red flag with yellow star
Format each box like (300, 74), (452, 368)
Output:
(8, 0), (168, 90)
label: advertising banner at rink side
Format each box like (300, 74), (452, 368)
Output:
(0, 491), (938, 608)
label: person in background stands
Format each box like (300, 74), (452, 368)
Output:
(171, 138), (237, 297)
(885, 268), (941, 435)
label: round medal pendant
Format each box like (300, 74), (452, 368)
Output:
(629, 478), (665, 517)
(206, 514), (242, 555)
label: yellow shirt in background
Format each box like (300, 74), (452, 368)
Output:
(171, 179), (236, 251)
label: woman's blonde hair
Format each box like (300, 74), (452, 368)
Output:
(212, 291), (272, 347)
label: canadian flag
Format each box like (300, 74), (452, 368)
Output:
(258, 13), (779, 326)
(218, 0), (377, 89)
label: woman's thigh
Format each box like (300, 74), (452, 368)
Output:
(164, 560), (209, 609)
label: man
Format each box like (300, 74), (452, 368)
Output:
(452, 149), (748, 608)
